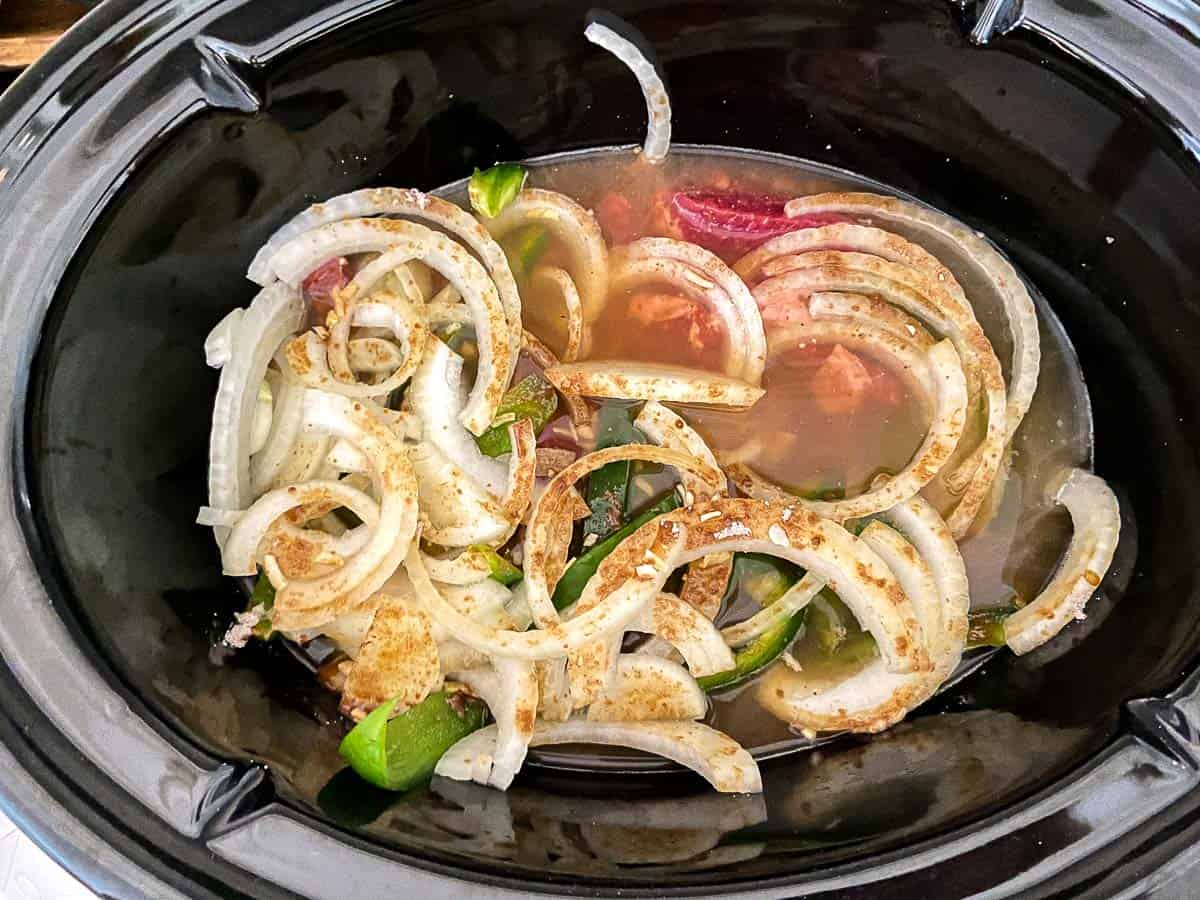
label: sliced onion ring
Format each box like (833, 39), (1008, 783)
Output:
(206, 283), (306, 545)
(584, 17), (672, 164)
(544, 361), (764, 409)
(586, 655), (707, 722)
(782, 194), (1040, 440)
(1004, 468), (1120, 655)
(483, 189), (609, 323)
(438, 718), (761, 793)
(269, 218), (512, 435)
(447, 659), (539, 790)
(727, 333), (967, 522)
(614, 238), (766, 383)
(528, 265), (586, 362)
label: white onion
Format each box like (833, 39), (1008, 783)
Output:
(544, 361), (764, 409)
(438, 719), (761, 793)
(782, 195), (1040, 441)
(528, 265), (585, 362)
(268, 218), (512, 435)
(409, 339), (507, 497)
(268, 392), (419, 632)
(584, 19), (672, 164)
(586, 655), (707, 722)
(341, 601), (442, 716)
(483, 189), (609, 323)
(447, 658), (539, 789)
(1005, 468), (1120, 654)
(248, 188), (522, 376)
(205, 283), (306, 546)
(615, 239), (766, 384)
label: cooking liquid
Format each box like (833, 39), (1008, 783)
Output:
(500, 147), (1091, 756)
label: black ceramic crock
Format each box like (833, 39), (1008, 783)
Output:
(1, 1), (1199, 897)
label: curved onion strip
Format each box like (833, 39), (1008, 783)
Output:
(206, 283), (306, 545)
(808, 291), (935, 351)
(410, 339), (508, 497)
(341, 600), (442, 716)
(528, 266), (586, 362)
(268, 392), (419, 632)
(438, 579), (514, 625)
(728, 337), (967, 522)
(750, 264), (1003, 536)
(484, 189), (609, 323)
(759, 497), (969, 734)
(425, 298), (472, 325)
(545, 361), (764, 409)
(272, 432), (331, 488)
(616, 238), (767, 383)
(587, 655), (706, 722)
(326, 438), (370, 474)
(610, 256), (749, 382)
(327, 290), (427, 393)
(630, 592), (735, 675)
(584, 19), (671, 163)
(721, 572), (825, 648)
(438, 719), (761, 793)
(421, 549), (493, 585)
(634, 397), (731, 622)
(565, 499), (927, 676)
(1004, 469), (1120, 655)
(521, 329), (591, 428)
(448, 659), (539, 790)
(406, 531), (679, 660)
(269, 218), (512, 435)
(524, 445), (724, 629)
(633, 400), (722, 495)
(216, 479), (380, 576)
(248, 187), (522, 373)
(410, 439), (519, 549)
(347, 338), (405, 375)
(250, 359), (308, 495)
(782, 195), (1040, 438)
(287, 300), (428, 401)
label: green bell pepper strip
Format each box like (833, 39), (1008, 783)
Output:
(468, 545), (523, 586)
(966, 606), (1016, 649)
(582, 405), (643, 541)
(697, 608), (807, 692)
(339, 691), (489, 791)
(468, 163), (527, 218)
(551, 492), (681, 612)
(246, 573), (275, 639)
(474, 375), (559, 457)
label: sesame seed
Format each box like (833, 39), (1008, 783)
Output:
(699, 510), (722, 522)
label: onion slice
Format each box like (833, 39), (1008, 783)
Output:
(483, 189), (609, 323)
(269, 218), (512, 435)
(782, 194), (1040, 440)
(584, 17), (672, 164)
(727, 335), (968, 522)
(586, 655), (707, 722)
(528, 266), (586, 362)
(614, 238), (767, 383)
(1004, 469), (1120, 655)
(757, 496), (968, 734)
(438, 719), (761, 793)
(721, 572), (825, 648)
(448, 659), (539, 790)
(545, 361), (764, 409)
(409, 340), (508, 497)
(341, 599), (442, 717)
(247, 187), (522, 375)
(206, 283), (306, 545)
(269, 392), (419, 632)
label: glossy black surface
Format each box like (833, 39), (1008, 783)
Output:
(1, 0), (1200, 897)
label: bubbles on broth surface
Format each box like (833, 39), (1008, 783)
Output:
(447, 146), (1092, 760)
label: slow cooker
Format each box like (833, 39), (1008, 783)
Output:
(0, 1), (1198, 896)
